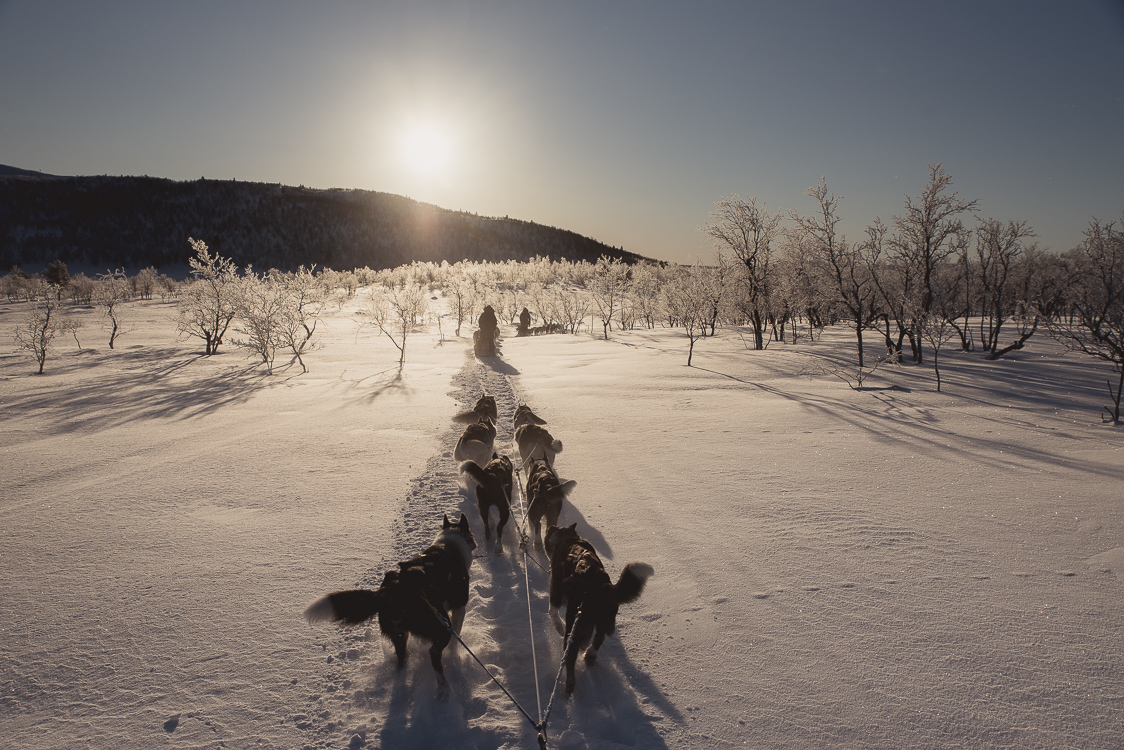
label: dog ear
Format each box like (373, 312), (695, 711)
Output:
(568, 523), (578, 532)
(458, 513), (470, 530)
(443, 513), (452, 528)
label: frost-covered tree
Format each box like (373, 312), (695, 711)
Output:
(96, 269), (131, 349)
(177, 238), (240, 355)
(233, 270), (283, 372)
(1046, 215), (1124, 423)
(589, 256), (629, 339)
(275, 266), (325, 373)
(14, 297), (77, 374)
(664, 263), (711, 366)
(360, 277), (429, 365)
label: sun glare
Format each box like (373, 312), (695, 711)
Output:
(397, 121), (455, 178)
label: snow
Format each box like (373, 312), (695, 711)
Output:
(2, 296), (1123, 749)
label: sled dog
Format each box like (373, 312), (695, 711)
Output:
(304, 513), (476, 686)
(525, 458), (576, 549)
(512, 404), (547, 429)
(454, 416), (497, 469)
(452, 394), (498, 425)
(544, 523), (653, 697)
(459, 454), (514, 552)
(514, 423), (562, 470)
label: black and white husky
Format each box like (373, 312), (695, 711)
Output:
(525, 458), (576, 550)
(454, 416), (497, 469)
(304, 513), (477, 686)
(459, 454), (514, 553)
(544, 523), (653, 697)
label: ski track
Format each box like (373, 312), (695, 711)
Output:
(294, 346), (591, 750)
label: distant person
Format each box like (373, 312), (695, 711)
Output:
(518, 307), (532, 336)
(474, 305), (499, 357)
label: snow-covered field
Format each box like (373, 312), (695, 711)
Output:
(2, 296), (1122, 750)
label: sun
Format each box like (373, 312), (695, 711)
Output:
(397, 121), (455, 178)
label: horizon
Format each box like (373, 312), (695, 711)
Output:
(2, 1), (1122, 263)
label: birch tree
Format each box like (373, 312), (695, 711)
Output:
(704, 195), (781, 349)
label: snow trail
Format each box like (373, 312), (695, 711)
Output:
(299, 346), (578, 749)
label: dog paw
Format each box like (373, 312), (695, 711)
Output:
(583, 649), (598, 666)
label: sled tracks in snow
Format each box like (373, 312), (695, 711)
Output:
(296, 349), (558, 749)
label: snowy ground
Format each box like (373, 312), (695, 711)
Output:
(2, 296), (1122, 749)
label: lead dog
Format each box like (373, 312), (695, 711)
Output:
(525, 458), (576, 550)
(452, 394), (498, 425)
(459, 454), (514, 552)
(544, 523), (653, 697)
(304, 513), (477, 687)
(454, 416), (497, 469)
(514, 423), (563, 471)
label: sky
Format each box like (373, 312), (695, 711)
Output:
(2, 0), (1122, 265)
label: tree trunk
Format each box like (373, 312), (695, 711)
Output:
(1107, 365), (1123, 424)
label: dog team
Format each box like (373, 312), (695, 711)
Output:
(304, 393), (653, 698)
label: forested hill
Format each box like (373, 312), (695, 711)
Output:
(0, 170), (647, 272)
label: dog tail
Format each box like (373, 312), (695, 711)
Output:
(557, 479), (577, 496)
(304, 589), (384, 626)
(458, 460), (487, 490)
(451, 409), (484, 425)
(612, 562), (654, 605)
(550, 438), (563, 454)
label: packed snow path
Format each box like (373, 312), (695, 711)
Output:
(298, 346), (664, 749)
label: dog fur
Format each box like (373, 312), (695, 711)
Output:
(514, 423), (563, 470)
(304, 513), (477, 686)
(525, 458), (577, 549)
(454, 416), (497, 469)
(452, 394), (498, 425)
(459, 454), (514, 553)
(512, 404), (547, 429)
(544, 523), (653, 696)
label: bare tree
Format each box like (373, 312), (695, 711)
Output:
(889, 164), (978, 362)
(275, 266), (324, 373)
(975, 218), (1036, 356)
(134, 267), (158, 300)
(1045, 215), (1124, 422)
(14, 298), (77, 374)
(233, 270), (283, 372)
(96, 269), (131, 349)
(704, 195), (781, 349)
(360, 278), (429, 365)
(68, 273), (98, 305)
(919, 311), (957, 392)
(664, 263), (711, 366)
(589, 256), (629, 339)
(176, 238), (239, 355)
(555, 284), (591, 334)
(790, 178), (880, 365)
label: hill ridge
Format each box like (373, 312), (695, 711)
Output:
(0, 167), (647, 271)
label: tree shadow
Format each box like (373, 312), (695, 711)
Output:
(689, 359), (1121, 480)
(0, 346), (271, 434)
(334, 364), (412, 406)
